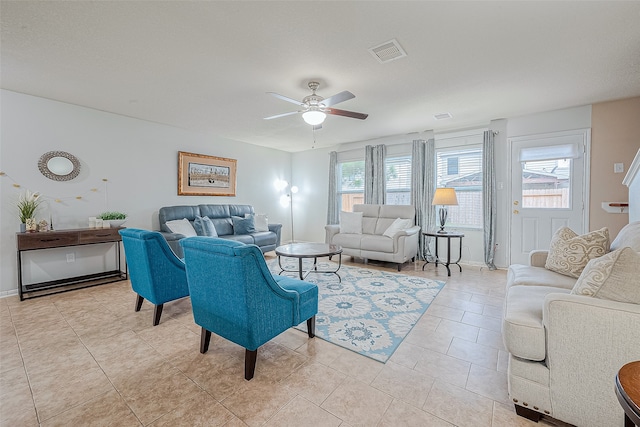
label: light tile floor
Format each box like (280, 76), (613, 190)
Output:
(0, 256), (565, 426)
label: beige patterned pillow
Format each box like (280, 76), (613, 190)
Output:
(545, 227), (609, 278)
(571, 247), (640, 304)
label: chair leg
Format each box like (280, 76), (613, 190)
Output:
(307, 316), (316, 338)
(152, 304), (164, 326)
(397, 263), (402, 271)
(245, 349), (258, 380)
(200, 328), (212, 354)
(135, 294), (144, 312)
(514, 404), (542, 422)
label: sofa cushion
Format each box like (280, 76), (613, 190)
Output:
(503, 285), (571, 361)
(383, 218), (412, 238)
(332, 233), (363, 249)
(251, 231), (276, 248)
(247, 213), (269, 232)
(340, 211), (363, 234)
(354, 204), (380, 234)
(361, 235), (394, 253)
(610, 221), (640, 252)
(545, 227), (609, 278)
(223, 234), (254, 245)
(571, 247), (640, 304)
(232, 216), (255, 234)
(159, 206), (200, 232)
(194, 216), (218, 237)
(507, 264), (577, 290)
(165, 218), (197, 237)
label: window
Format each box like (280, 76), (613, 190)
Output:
(447, 157), (459, 175)
(385, 155), (411, 205)
(337, 160), (364, 212)
(436, 146), (483, 228)
(337, 155), (412, 211)
(521, 159), (571, 208)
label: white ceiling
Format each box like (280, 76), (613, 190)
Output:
(2, 1), (640, 152)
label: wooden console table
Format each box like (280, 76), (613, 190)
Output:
(16, 227), (127, 300)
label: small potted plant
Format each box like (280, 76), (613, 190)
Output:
(17, 190), (42, 232)
(98, 211), (127, 228)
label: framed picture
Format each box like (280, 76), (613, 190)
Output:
(178, 151), (237, 196)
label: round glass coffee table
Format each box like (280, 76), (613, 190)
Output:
(275, 243), (342, 281)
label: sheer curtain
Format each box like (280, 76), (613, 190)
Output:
(364, 144), (386, 204)
(483, 131), (497, 270)
(327, 151), (339, 224)
(411, 139), (436, 260)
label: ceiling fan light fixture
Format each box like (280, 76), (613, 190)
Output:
(302, 110), (326, 126)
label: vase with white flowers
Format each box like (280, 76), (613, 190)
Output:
(17, 190), (42, 232)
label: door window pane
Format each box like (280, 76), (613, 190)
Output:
(521, 159), (571, 208)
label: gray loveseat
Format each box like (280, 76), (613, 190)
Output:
(325, 204), (420, 271)
(158, 204), (281, 258)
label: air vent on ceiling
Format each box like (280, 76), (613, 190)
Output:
(434, 112), (453, 120)
(369, 39), (407, 63)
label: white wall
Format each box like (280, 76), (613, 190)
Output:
(1, 90), (600, 295)
(0, 90), (292, 295)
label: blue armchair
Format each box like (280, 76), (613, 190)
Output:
(119, 229), (190, 326)
(180, 237), (318, 380)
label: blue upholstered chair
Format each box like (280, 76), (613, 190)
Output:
(119, 228), (190, 326)
(180, 237), (318, 380)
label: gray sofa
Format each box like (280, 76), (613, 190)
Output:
(325, 204), (420, 271)
(158, 204), (281, 258)
(502, 221), (640, 427)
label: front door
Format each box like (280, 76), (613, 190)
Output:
(509, 129), (590, 265)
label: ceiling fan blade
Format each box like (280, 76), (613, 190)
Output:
(321, 91), (355, 107)
(267, 92), (304, 106)
(326, 108), (368, 120)
(264, 111), (299, 120)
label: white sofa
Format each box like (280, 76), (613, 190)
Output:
(503, 221), (640, 427)
(325, 204), (420, 271)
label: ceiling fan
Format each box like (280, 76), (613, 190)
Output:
(264, 81), (368, 128)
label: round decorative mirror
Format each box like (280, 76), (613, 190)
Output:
(38, 151), (81, 181)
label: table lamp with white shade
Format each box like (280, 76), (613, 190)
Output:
(432, 187), (458, 233)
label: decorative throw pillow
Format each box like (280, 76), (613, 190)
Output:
(232, 216), (255, 235)
(165, 218), (197, 237)
(571, 247), (640, 304)
(193, 216), (218, 237)
(246, 213), (269, 232)
(383, 218), (413, 238)
(545, 227), (609, 278)
(340, 211), (363, 234)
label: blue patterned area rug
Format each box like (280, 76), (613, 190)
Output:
(267, 259), (446, 363)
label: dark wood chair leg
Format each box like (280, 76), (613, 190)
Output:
(514, 404), (542, 422)
(152, 304), (164, 326)
(397, 263), (402, 271)
(245, 349), (258, 380)
(135, 294), (144, 312)
(307, 316), (316, 338)
(200, 328), (212, 353)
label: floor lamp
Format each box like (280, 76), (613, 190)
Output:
(277, 180), (298, 243)
(289, 185), (298, 243)
(432, 188), (458, 233)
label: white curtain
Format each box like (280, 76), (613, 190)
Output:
(364, 144), (386, 204)
(411, 139), (436, 260)
(327, 151), (339, 224)
(483, 131), (497, 270)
